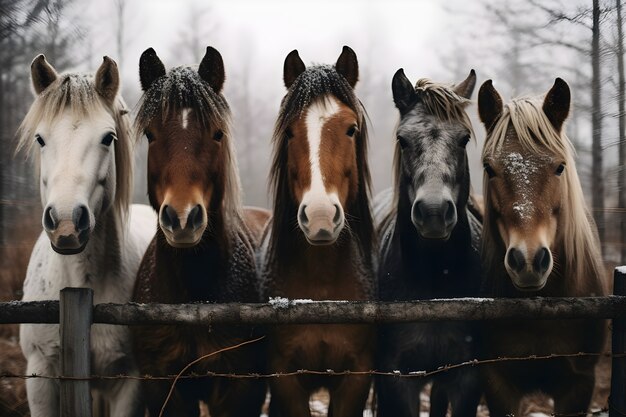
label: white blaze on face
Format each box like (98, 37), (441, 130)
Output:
(181, 108), (191, 130)
(303, 97), (340, 205)
(298, 96), (345, 242)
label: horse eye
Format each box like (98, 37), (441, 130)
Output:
(459, 135), (470, 148)
(213, 130), (224, 142)
(397, 135), (408, 149)
(285, 128), (294, 139)
(555, 163), (565, 176)
(484, 163), (496, 179)
(145, 130), (155, 143)
(101, 132), (116, 147)
(346, 125), (357, 137)
(35, 134), (45, 147)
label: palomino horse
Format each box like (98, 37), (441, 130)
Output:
(131, 47), (268, 417)
(17, 55), (155, 417)
(478, 78), (607, 415)
(374, 70), (482, 417)
(259, 46), (376, 417)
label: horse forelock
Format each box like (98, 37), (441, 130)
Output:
(481, 97), (604, 295)
(135, 66), (243, 230)
(16, 73), (133, 224)
(269, 65), (374, 261)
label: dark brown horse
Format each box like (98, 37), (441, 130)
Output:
(259, 46), (375, 417)
(131, 47), (269, 417)
(478, 78), (607, 416)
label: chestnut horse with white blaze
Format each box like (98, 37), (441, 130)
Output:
(478, 78), (607, 416)
(259, 46), (376, 417)
(131, 47), (268, 417)
(17, 55), (155, 417)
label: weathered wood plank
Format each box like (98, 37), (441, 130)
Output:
(0, 300), (59, 323)
(611, 267), (626, 416)
(2, 294), (626, 325)
(93, 296), (626, 325)
(59, 288), (92, 417)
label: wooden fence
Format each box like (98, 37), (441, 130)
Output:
(1, 267), (625, 416)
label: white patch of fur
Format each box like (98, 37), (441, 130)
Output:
(20, 103), (154, 416)
(303, 97), (340, 201)
(181, 108), (191, 130)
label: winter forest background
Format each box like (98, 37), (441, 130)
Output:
(1, 0), (625, 268)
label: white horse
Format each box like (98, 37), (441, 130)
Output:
(17, 55), (155, 417)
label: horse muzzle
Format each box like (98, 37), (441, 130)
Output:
(159, 203), (206, 248)
(505, 246), (552, 291)
(411, 197), (457, 240)
(297, 201), (344, 245)
(43, 204), (92, 255)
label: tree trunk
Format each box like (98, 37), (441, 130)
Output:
(591, 0), (605, 251)
(618, 0), (626, 264)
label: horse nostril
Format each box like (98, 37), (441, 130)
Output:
(444, 200), (456, 225)
(72, 205), (90, 232)
(298, 205), (309, 226)
(533, 247), (552, 275)
(186, 204), (204, 230)
(507, 248), (526, 273)
(43, 206), (57, 231)
(411, 201), (424, 226)
(160, 205), (181, 231)
(332, 204), (342, 225)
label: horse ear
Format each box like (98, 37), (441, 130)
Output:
(543, 78), (570, 133)
(31, 54), (58, 95)
(392, 68), (416, 113)
(283, 49), (305, 89)
(139, 48), (166, 91)
(198, 46), (225, 93)
(335, 45), (358, 88)
(454, 69), (477, 99)
(95, 56), (120, 104)
(478, 80), (503, 133)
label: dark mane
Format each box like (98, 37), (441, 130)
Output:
(135, 66), (231, 135)
(269, 65), (374, 262)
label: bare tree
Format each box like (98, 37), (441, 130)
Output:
(617, 0), (626, 262)
(170, 3), (217, 64)
(115, 0), (125, 68)
(591, 0), (605, 246)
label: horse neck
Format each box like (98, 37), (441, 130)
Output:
(154, 211), (231, 302)
(56, 208), (123, 288)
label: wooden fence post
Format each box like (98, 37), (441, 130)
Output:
(611, 267), (626, 416)
(60, 288), (93, 417)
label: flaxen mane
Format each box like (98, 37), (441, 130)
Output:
(15, 73), (133, 222)
(391, 79), (475, 211)
(134, 66), (243, 227)
(482, 97), (603, 293)
(269, 64), (373, 261)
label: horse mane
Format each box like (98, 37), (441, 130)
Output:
(16, 73), (133, 223)
(392, 79), (474, 213)
(269, 64), (374, 261)
(481, 97), (604, 294)
(134, 66), (243, 228)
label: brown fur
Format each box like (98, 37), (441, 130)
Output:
(132, 48), (266, 417)
(479, 79), (607, 416)
(262, 47), (375, 417)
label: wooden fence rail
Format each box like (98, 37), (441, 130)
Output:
(3, 295), (626, 325)
(0, 267), (623, 416)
